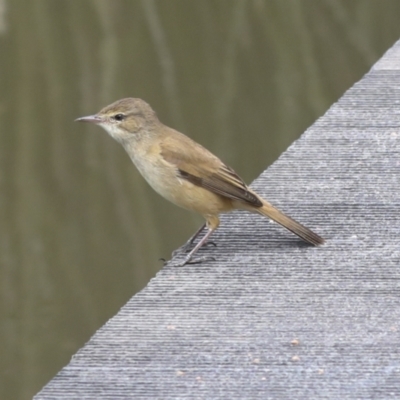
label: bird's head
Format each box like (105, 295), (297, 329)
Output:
(76, 98), (159, 144)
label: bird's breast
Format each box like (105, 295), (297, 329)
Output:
(126, 146), (232, 216)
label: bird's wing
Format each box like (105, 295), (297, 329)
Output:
(160, 130), (262, 208)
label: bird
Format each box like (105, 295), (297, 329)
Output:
(76, 98), (324, 266)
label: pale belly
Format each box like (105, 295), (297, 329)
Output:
(131, 154), (231, 216)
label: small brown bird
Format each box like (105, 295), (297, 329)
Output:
(76, 98), (324, 265)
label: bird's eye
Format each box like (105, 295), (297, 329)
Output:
(113, 114), (125, 121)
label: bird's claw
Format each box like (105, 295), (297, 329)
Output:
(169, 255), (216, 267)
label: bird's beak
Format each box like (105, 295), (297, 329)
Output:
(75, 114), (103, 124)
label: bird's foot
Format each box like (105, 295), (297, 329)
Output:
(179, 241), (193, 253)
(169, 254), (216, 267)
(170, 226), (216, 266)
(171, 245), (187, 258)
(172, 240), (217, 258)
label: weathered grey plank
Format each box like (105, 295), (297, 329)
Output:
(35, 40), (400, 400)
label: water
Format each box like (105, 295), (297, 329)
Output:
(1, 1), (400, 398)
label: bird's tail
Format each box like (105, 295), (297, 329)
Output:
(257, 200), (325, 246)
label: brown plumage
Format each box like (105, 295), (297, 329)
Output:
(76, 98), (325, 265)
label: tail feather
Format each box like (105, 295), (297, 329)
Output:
(258, 201), (325, 246)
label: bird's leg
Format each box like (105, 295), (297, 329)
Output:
(171, 223), (206, 259)
(171, 216), (219, 266)
(185, 223), (217, 248)
(186, 223), (206, 247)
(176, 226), (216, 266)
